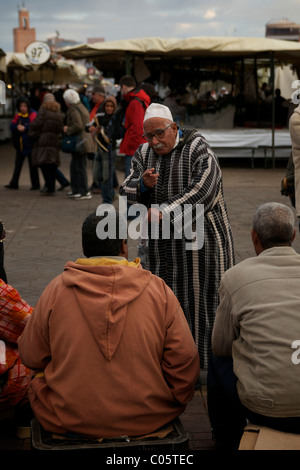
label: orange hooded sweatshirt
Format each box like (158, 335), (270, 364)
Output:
(18, 258), (199, 438)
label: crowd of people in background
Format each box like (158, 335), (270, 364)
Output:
(5, 78), (292, 201)
(4, 77), (159, 201)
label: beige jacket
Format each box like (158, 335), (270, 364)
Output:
(65, 101), (94, 154)
(289, 104), (300, 216)
(19, 257), (199, 438)
(212, 246), (300, 418)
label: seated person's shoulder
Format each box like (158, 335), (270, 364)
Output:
(221, 256), (258, 287)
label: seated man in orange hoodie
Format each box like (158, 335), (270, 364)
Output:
(18, 210), (200, 439)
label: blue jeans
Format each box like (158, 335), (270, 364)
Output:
(207, 354), (300, 449)
(93, 149), (115, 204)
(92, 152), (102, 189)
(55, 168), (69, 186)
(70, 153), (88, 195)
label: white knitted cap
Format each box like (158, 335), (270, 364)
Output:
(143, 103), (173, 122)
(63, 89), (80, 105)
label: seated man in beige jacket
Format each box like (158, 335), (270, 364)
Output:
(18, 210), (200, 439)
(289, 103), (300, 219)
(208, 202), (300, 450)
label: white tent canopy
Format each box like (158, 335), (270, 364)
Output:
(59, 36), (300, 167)
(59, 36), (300, 63)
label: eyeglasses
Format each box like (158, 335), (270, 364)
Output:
(143, 123), (172, 142)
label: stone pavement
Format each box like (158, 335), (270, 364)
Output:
(0, 140), (298, 451)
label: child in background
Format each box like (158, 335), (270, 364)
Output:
(90, 96), (118, 204)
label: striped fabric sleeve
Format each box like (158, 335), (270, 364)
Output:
(160, 136), (222, 229)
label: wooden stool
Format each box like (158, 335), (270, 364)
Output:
(239, 424), (300, 450)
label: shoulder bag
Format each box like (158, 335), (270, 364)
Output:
(61, 106), (86, 153)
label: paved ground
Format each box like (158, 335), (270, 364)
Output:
(0, 140), (297, 451)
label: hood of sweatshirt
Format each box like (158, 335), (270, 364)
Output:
(61, 258), (152, 361)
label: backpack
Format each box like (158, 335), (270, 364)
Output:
(112, 96), (147, 140)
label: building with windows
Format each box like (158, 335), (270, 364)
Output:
(266, 19), (300, 42)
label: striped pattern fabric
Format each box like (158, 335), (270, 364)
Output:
(120, 130), (235, 369)
(0, 281), (32, 344)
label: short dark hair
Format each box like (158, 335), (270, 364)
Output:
(17, 95), (30, 111)
(82, 211), (125, 257)
(92, 85), (105, 95)
(119, 75), (136, 88)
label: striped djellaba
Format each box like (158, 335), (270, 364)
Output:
(120, 129), (235, 369)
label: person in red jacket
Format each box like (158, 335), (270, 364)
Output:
(118, 75), (150, 178)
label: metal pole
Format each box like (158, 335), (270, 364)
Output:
(125, 52), (131, 75)
(254, 57), (260, 126)
(270, 52), (275, 169)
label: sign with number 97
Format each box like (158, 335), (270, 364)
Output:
(25, 41), (51, 65)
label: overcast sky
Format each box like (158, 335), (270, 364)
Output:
(1, 0), (300, 52)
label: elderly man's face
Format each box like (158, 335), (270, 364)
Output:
(143, 118), (177, 156)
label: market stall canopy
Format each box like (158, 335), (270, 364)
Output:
(58, 36), (300, 63)
(0, 52), (32, 73)
(23, 60), (94, 85)
(0, 52), (93, 85)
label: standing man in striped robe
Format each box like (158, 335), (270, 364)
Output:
(119, 103), (235, 370)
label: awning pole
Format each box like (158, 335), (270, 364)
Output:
(270, 51), (275, 169)
(125, 52), (131, 75)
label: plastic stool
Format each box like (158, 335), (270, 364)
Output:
(31, 417), (189, 451)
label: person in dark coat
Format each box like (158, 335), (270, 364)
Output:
(28, 94), (64, 195)
(5, 96), (40, 190)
